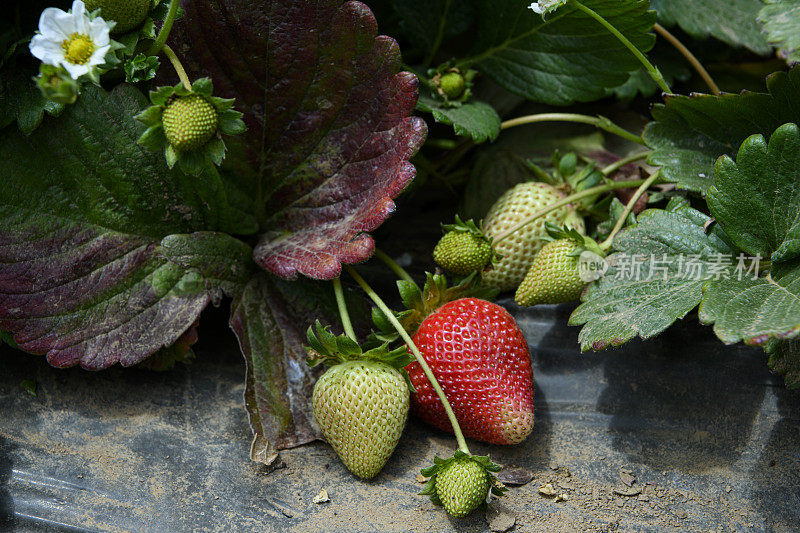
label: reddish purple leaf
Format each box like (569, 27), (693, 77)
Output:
(173, 0), (426, 280)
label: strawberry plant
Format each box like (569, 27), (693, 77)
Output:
(2, 0), (800, 524)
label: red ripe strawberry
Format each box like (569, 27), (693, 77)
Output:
(405, 297), (534, 445)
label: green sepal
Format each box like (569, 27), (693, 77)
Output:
(305, 320), (414, 370)
(150, 85), (174, 106)
(191, 77), (214, 97)
(177, 148), (207, 176)
(397, 272), (498, 336)
(164, 143), (178, 168)
(218, 109), (247, 135)
(135, 104), (163, 126)
(440, 215), (489, 241)
(419, 450), (506, 507)
(206, 136), (227, 166)
(397, 279), (423, 311)
(137, 124), (166, 151)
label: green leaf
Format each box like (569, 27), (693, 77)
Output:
(569, 204), (736, 351)
(0, 66), (64, 134)
(643, 67), (800, 194)
(466, 0), (656, 104)
(0, 84), (253, 369)
(765, 338), (800, 389)
(699, 269), (800, 346)
(650, 0), (771, 54)
(707, 124), (800, 266)
(391, 0), (475, 57)
(606, 44), (691, 100)
(159, 232), (257, 300)
(759, 0), (800, 65)
(416, 93), (500, 143)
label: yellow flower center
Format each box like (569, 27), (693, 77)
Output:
(61, 33), (95, 65)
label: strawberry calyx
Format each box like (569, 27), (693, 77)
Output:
(305, 320), (413, 370)
(543, 222), (605, 258)
(372, 273), (498, 339)
(135, 77), (246, 175)
(419, 450), (506, 511)
(430, 66), (477, 108)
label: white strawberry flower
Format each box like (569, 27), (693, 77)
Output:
(528, 0), (567, 15)
(29, 0), (113, 79)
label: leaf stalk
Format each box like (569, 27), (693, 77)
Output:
(568, 0), (671, 94)
(500, 113), (646, 146)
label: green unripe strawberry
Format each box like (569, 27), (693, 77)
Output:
(439, 72), (466, 100)
(433, 216), (493, 275)
(313, 360), (409, 479)
(421, 451), (504, 518)
(515, 238), (585, 306)
(482, 182), (585, 292)
(162, 94), (219, 152)
(436, 456), (490, 517)
(85, 0), (150, 34)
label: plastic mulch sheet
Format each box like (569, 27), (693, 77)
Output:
(1, 303), (798, 532)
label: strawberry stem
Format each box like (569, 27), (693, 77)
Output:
(568, 0), (671, 94)
(332, 278), (357, 342)
(162, 45), (191, 91)
(346, 266), (471, 455)
(601, 151), (651, 176)
(654, 23), (720, 96)
(492, 178), (649, 244)
(500, 113), (646, 146)
(599, 170), (662, 251)
(148, 0), (181, 56)
(374, 248), (415, 285)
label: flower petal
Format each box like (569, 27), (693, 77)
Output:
(38, 7), (75, 41)
(88, 44), (111, 66)
(61, 61), (90, 79)
(72, 1), (91, 34)
(29, 35), (65, 65)
(88, 18), (111, 46)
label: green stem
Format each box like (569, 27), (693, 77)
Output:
(424, 0), (452, 67)
(653, 23), (720, 95)
(492, 178), (648, 244)
(501, 113), (646, 146)
(568, 0), (671, 94)
(601, 151), (651, 175)
(346, 267), (470, 455)
(162, 45), (191, 91)
(147, 0), (181, 56)
(599, 171), (661, 251)
(373, 248), (415, 285)
(332, 278), (356, 342)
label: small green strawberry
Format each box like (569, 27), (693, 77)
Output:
(431, 66), (477, 107)
(307, 322), (412, 480)
(439, 72), (466, 100)
(433, 216), (494, 275)
(515, 225), (604, 306)
(162, 94), (219, 152)
(85, 0), (151, 34)
(482, 182), (585, 292)
(420, 451), (505, 518)
(136, 78), (246, 175)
